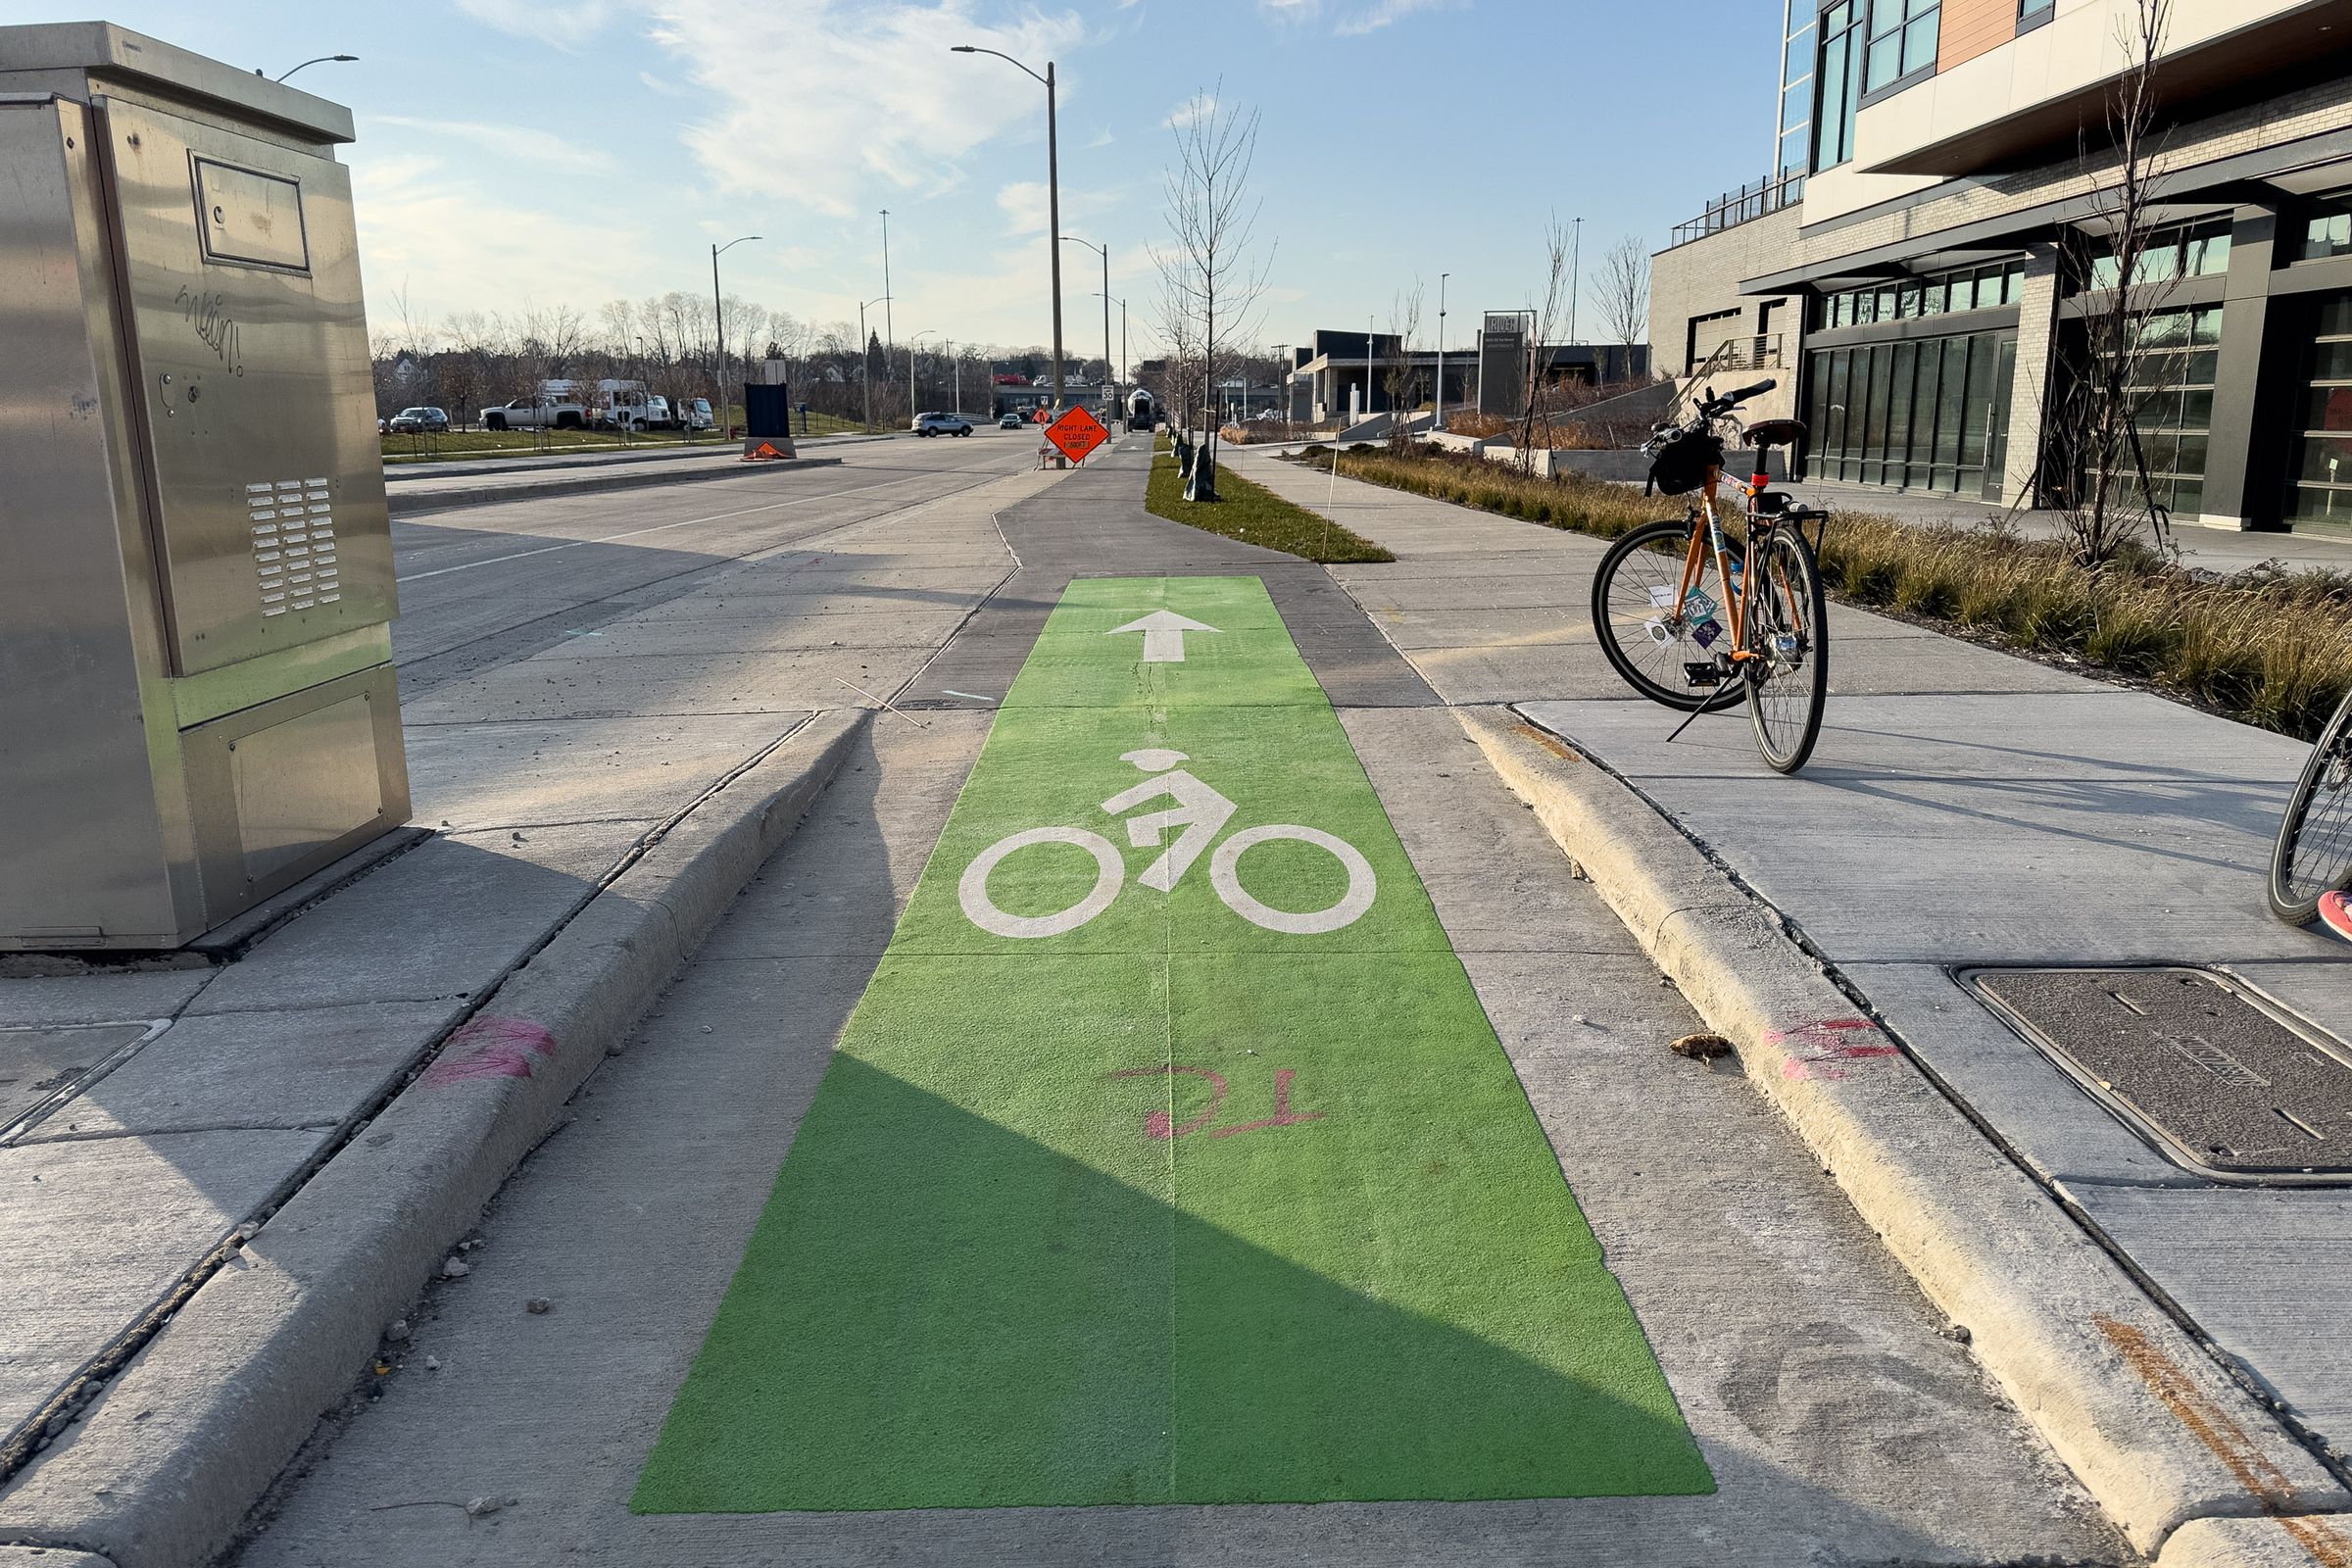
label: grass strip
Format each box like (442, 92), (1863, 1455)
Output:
(1296, 445), (2352, 739)
(379, 412), (885, 464)
(632, 573), (1708, 1512)
(1147, 448), (1395, 564)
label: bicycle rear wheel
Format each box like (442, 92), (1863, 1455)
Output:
(2270, 689), (2352, 922)
(1590, 516), (1746, 712)
(1744, 528), (1829, 774)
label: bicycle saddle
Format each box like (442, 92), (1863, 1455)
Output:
(1744, 417), (1807, 449)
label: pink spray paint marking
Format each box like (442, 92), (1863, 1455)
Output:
(1106, 1064), (1324, 1140)
(1765, 1016), (1899, 1081)
(1109, 1064), (1228, 1140)
(421, 1015), (558, 1087)
(1209, 1068), (1326, 1137)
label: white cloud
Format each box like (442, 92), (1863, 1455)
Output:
(369, 115), (618, 175)
(1088, 126), (1115, 149)
(451, 0), (618, 42)
(996, 180), (1122, 239)
(348, 150), (658, 331)
(649, 0), (1089, 219)
(1164, 92), (1217, 129)
(1255, 0), (1463, 34)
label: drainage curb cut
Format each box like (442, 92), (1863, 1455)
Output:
(1455, 704), (2350, 1555)
(0, 710), (869, 1568)
(384, 455), (846, 517)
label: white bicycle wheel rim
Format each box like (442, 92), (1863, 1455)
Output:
(1209, 825), (1376, 935)
(958, 827), (1125, 939)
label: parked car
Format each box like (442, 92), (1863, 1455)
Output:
(387, 406), (450, 434)
(481, 394), (586, 431)
(914, 412), (974, 437)
(672, 396), (714, 432)
(589, 381), (670, 431)
(997, 412), (1024, 429)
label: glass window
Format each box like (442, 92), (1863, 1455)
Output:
(1935, 337), (1967, 469)
(1815, 2), (1865, 170)
(2088, 303), (2223, 516)
(1887, 341), (1919, 483)
(2020, 0), (2054, 16)
(2300, 196), (2352, 263)
(1865, 0), (1939, 94)
(2291, 292), (2352, 527)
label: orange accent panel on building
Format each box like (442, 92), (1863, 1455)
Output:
(1937, 0), (2014, 74)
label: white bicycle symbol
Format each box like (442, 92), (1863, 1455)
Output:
(958, 747), (1377, 939)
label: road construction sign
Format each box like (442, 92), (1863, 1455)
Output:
(1045, 406), (1110, 464)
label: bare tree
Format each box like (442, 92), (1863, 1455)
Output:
(1513, 218), (1575, 470)
(1383, 280), (1425, 453)
(2041, 0), (2180, 565)
(1154, 84), (1274, 501)
(1591, 235), (1650, 366)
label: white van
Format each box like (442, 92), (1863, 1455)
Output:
(673, 396), (714, 432)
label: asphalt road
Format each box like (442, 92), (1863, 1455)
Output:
(386, 428), (1042, 697)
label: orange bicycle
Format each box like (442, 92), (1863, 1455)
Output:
(1589, 378), (1830, 773)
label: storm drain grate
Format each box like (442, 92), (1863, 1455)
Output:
(1964, 966), (2352, 1183)
(0, 1020), (170, 1144)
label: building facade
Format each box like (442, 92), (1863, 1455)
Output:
(1653, 0), (2352, 530)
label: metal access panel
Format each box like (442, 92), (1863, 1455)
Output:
(0, 24), (408, 950)
(1966, 966), (2352, 1184)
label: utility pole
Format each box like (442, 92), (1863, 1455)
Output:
(1567, 217), (1583, 345)
(954, 45), (1065, 457)
(1063, 236), (1111, 416)
(1436, 271), (1449, 431)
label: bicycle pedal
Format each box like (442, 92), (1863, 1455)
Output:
(1683, 662), (1721, 687)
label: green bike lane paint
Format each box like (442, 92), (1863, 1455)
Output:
(632, 574), (1711, 1512)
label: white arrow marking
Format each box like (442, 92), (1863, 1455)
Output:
(1107, 610), (1220, 663)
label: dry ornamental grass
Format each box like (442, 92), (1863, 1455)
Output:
(1291, 445), (2352, 740)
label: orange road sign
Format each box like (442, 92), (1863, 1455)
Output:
(1045, 406), (1109, 464)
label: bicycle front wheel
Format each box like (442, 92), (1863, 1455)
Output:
(1590, 517), (1746, 712)
(1744, 529), (1829, 774)
(2270, 688), (2352, 922)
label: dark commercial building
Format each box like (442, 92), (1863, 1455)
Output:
(1652, 0), (2352, 531)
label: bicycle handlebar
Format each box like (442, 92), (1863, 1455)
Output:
(1697, 378), (1777, 417)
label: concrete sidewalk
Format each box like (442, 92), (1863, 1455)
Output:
(0, 459), (1057, 1544)
(223, 443), (2132, 1568)
(1230, 447), (2352, 1483)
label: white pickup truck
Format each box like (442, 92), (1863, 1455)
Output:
(481, 393), (588, 431)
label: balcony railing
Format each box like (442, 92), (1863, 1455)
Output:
(1668, 172), (1805, 248)
(1686, 333), (1786, 378)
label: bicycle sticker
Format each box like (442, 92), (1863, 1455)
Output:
(957, 748), (1378, 939)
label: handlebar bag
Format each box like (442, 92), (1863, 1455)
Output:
(1647, 429), (1723, 496)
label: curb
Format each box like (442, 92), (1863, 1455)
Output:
(1455, 704), (2350, 1556)
(384, 455), (845, 517)
(2158, 1513), (2352, 1566)
(0, 710), (869, 1568)
(378, 430), (895, 482)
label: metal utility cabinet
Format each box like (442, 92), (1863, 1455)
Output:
(0, 24), (408, 949)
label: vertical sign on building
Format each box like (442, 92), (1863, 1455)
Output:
(1478, 311), (1532, 417)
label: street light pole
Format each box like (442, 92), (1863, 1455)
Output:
(270, 53), (356, 81)
(954, 46), (1064, 447)
(907, 329), (942, 423)
(1062, 236), (1111, 416)
(711, 234), (760, 439)
(1436, 271), (1449, 431)
(879, 209), (895, 387)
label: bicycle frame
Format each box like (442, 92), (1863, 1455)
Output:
(1670, 465), (1775, 667)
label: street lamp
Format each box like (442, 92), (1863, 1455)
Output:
(879, 209), (896, 377)
(953, 45), (1065, 434)
(268, 54), (356, 82)
(907, 328), (944, 421)
(1062, 235), (1111, 416)
(858, 293), (891, 428)
(1096, 293), (1127, 422)
(1436, 272), (1450, 431)
(710, 234), (760, 438)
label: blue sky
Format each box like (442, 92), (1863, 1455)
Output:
(72, 0), (1781, 356)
